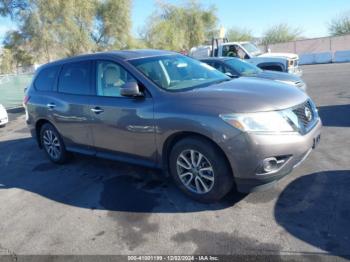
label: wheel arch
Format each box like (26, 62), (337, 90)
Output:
(35, 118), (53, 148)
(161, 131), (233, 176)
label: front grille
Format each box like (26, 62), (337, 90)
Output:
(292, 100), (315, 131)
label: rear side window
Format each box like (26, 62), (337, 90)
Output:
(58, 61), (91, 95)
(34, 65), (60, 91)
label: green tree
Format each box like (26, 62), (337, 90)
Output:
(0, 0), (133, 66)
(226, 27), (253, 42)
(0, 48), (15, 74)
(23, 0), (65, 62)
(143, 12), (186, 50)
(261, 23), (302, 46)
(3, 30), (33, 71)
(184, 1), (217, 48)
(128, 37), (147, 49)
(143, 1), (218, 50)
(93, 0), (131, 50)
(56, 0), (97, 56)
(329, 11), (350, 36)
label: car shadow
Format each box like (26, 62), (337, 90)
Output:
(274, 170), (350, 257)
(318, 104), (350, 127)
(0, 137), (246, 213)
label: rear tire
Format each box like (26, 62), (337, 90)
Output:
(40, 123), (68, 164)
(0, 124), (6, 128)
(169, 137), (234, 203)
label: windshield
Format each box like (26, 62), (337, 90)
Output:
(225, 58), (262, 76)
(241, 43), (261, 55)
(130, 55), (230, 91)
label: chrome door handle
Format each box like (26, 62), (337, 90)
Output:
(47, 103), (56, 109)
(91, 107), (104, 114)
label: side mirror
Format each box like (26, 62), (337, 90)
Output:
(225, 72), (239, 78)
(120, 82), (143, 97)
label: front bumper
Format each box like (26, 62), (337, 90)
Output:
(221, 119), (322, 193)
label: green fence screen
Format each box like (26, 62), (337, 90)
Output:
(0, 74), (34, 108)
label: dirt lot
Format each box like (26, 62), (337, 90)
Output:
(0, 63), (349, 260)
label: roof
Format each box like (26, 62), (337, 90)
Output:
(39, 49), (177, 69)
(109, 49), (177, 60)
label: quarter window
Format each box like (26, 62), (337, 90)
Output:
(58, 61), (91, 95)
(96, 61), (137, 97)
(34, 65), (60, 91)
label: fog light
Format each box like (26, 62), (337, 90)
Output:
(262, 157), (278, 172)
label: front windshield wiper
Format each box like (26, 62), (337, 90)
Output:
(207, 78), (231, 86)
(167, 78), (231, 91)
(242, 72), (258, 77)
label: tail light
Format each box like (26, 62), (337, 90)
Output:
(23, 95), (30, 105)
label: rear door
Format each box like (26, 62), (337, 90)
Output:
(51, 60), (95, 153)
(89, 60), (156, 166)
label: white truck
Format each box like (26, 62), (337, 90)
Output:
(190, 38), (302, 76)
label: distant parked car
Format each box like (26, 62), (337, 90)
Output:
(0, 104), (9, 127)
(201, 57), (307, 92)
(24, 50), (321, 202)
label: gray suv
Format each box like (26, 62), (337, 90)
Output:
(24, 50), (322, 202)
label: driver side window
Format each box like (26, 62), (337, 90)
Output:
(236, 46), (247, 59)
(96, 61), (137, 97)
(222, 45), (247, 59)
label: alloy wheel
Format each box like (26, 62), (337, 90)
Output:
(176, 149), (215, 194)
(43, 130), (61, 160)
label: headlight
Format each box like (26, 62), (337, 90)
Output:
(220, 111), (297, 133)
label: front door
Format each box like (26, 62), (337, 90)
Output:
(89, 60), (156, 166)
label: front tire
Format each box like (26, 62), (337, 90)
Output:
(169, 137), (234, 203)
(40, 123), (68, 164)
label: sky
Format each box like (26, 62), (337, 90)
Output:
(132, 0), (350, 38)
(0, 0), (349, 43)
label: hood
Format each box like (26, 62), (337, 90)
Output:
(174, 78), (309, 114)
(259, 52), (299, 60)
(255, 70), (302, 82)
